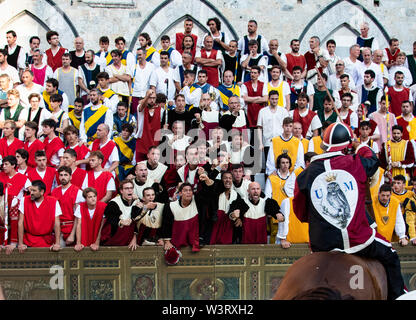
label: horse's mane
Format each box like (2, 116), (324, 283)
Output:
(292, 286), (355, 300)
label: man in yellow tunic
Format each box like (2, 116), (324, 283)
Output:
(266, 117), (304, 175)
(264, 153), (295, 244)
(380, 125), (415, 182)
(372, 184), (408, 244)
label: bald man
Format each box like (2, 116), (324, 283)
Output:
(229, 181), (284, 244)
(89, 123), (119, 172)
(69, 37), (86, 69)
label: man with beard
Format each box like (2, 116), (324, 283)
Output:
(100, 180), (142, 247)
(53, 53), (78, 107)
(387, 71), (413, 117)
(238, 20), (268, 56)
(79, 88), (113, 144)
(230, 181), (283, 244)
(136, 89), (163, 161)
(51, 166), (84, 246)
(17, 180), (62, 250)
(175, 18), (198, 58)
(284, 39), (306, 80)
(380, 125), (415, 181)
(74, 187), (107, 252)
(78, 50), (101, 103)
(82, 151), (116, 203)
(396, 100), (415, 140)
(356, 69), (382, 116)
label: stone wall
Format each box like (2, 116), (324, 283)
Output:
(0, 0), (415, 58)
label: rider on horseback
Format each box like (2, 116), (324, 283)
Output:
(293, 122), (406, 300)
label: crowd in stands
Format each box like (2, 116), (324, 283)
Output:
(0, 17), (415, 259)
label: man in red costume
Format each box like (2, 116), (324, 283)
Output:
(64, 125), (90, 165)
(0, 156), (30, 252)
(293, 122), (406, 300)
(45, 31), (67, 72)
(175, 18), (198, 58)
(0, 120), (23, 159)
(89, 123), (119, 173)
(195, 35), (223, 87)
(41, 118), (65, 168)
(387, 71), (412, 117)
(74, 187), (107, 251)
(23, 121), (45, 168)
(61, 149), (87, 189)
(26, 150), (57, 195)
(289, 92), (322, 139)
(51, 166), (84, 246)
(136, 89), (162, 161)
(17, 180), (62, 250)
(82, 150), (115, 203)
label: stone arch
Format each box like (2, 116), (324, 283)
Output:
(129, 0), (239, 51)
(298, 0), (390, 55)
(0, 0), (79, 50)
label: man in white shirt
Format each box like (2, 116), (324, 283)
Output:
(4, 30), (26, 75)
(325, 39), (341, 76)
(16, 70), (43, 108)
(131, 47), (155, 115)
(343, 44), (363, 86)
(159, 35), (182, 68)
(257, 90), (289, 162)
(0, 48), (19, 87)
(105, 49), (132, 104)
(150, 51), (176, 106)
(357, 47), (384, 89)
(327, 60), (356, 91)
(389, 52), (413, 87)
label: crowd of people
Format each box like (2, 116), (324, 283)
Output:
(0, 17), (416, 263)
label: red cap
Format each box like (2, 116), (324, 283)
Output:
(164, 246), (182, 265)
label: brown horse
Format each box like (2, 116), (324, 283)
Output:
(273, 251), (388, 300)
